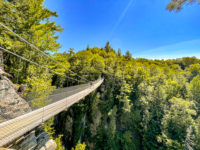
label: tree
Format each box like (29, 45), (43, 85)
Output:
(55, 135), (65, 150)
(117, 49), (122, 56)
(69, 48), (75, 56)
(0, 0), (63, 85)
(50, 45), (200, 149)
(44, 117), (65, 150)
(194, 117), (200, 149)
(72, 142), (86, 150)
(105, 41), (112, 53)
(125, 51), (132, 59)
(0, 1), (65, 148)
(189, 75), (200, 114)
(159, 97), (196, 149)
(0, 49), (3, 70)
(189, 64), (200, 80)
(167, 0), (200, 11)
(86, 45), (90, 50)
(117, 80), (132, 113)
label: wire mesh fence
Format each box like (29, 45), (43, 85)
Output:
(0, 79), (100, 123)
(24, 82), (90, 111)
(0, 78), (103, 147)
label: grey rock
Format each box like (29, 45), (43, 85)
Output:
(0, 75), (57, 150)
(0, 68), (12, 78)
(17, 85), (27, 93)
(35, 132), (57, 150)
(11, 131), (37, 150)
(10, 131), (57, 150)
(0, 76), (31, 123)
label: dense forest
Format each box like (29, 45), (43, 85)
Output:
(52, 47), (200, 150)
(1, 0), (200, 150)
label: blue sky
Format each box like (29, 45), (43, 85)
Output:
(44, 0), (200, 59)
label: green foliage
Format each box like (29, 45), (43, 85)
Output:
(48, 46), (200, 150)
(0, 0), (62, 88)
(44, 117), (56, 139)
(167, 0), (200, 11)
(44, 117), (65, 150)
(159, 97), (196, 149)
(0, 0), (65, 149)
(189, 75), (200, 114)
(189, 64), (200, 79)
(55, 135), (65, 150)
(194, 117), (200, 149)
(2, 1), (200, 149)
(117, 80), (132, 112)
(72, 142), (86, 150)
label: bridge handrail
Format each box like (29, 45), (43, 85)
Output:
(0, 78), (103, 147)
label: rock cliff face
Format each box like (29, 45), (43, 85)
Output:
(0, 76), (31, 123)
(0, 74), (57, 150)
(35, 131), (57, 150)
(10, 130), (57, 150)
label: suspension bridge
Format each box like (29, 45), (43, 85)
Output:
(0, 22), (104, 147)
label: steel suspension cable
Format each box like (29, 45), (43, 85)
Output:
(0, 22), (88, 82)
(0, 46), (83, 83)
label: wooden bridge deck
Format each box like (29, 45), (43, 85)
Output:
(0, 79), (103, 147)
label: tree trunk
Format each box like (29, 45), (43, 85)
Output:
(0, 49), (4, 70)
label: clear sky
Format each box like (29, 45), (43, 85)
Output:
(44, 0), (200, 59)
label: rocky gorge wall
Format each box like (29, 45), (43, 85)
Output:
(0, 71), (57, 150)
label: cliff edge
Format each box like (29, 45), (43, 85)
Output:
(0, 71), (57, 150)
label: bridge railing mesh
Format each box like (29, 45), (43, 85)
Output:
(24, 82), (90, 110)
(0, 78), (103, 147)
(0, 79), (101, 123)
